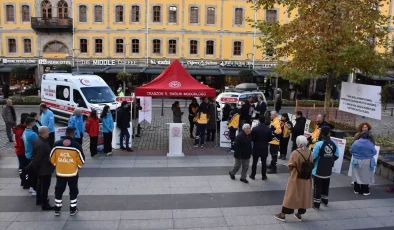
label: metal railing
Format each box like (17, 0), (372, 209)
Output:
(31, 17), (73, 29)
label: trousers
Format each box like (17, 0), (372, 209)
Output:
(17, 155), (28, 186)
(54, 176), (79, 212)
(36, 175), (51, 206)
(280, 137), (290, 158)
(229, 128), (237, 150)
(194, 124), (207, 145)
(313, 176), (331, 208)
(251, 155), (268, 177)
(89, 136), (98, 157)
(188, 117), (195, 135)
(120, 127), (130, 148)
(5, 122), (15, 141)
(282, 207), (306, 215)
(354, 182), (370, 194)
(49, 132), (55, 148)
(229, 158), (250, 180)
(269, 144), (279, 169)
(103, 132), (112, 153)
(206, 129), (216, 141)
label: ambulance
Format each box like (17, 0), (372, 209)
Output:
(41, 72), (118, 122)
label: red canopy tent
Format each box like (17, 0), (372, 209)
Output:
(135, 59), (216, 97)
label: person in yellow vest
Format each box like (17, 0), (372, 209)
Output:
(227, 103), (240, 152)
(194, 99), (210, 148)
(279, 113), (293, 160)
(268, 111), (282, 174)
(308, 114), (334, 150)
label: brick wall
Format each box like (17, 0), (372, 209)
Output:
(295, 107), (356, 128)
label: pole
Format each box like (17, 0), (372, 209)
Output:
(76, 53), (79, 72)
(214, 100), (218, 147)
(252, 0), (256, 69)
(161, 98), (164, 116)
(123, 44), (126, 72)
(146, 0), (149, 66)
(72, 0), (75, 68)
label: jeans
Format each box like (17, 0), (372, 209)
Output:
(188, 116), (195, 135)
(75, 133), (83, 145)
(194, 124), (207, 146)
(54, 176), (79, 212)
(5, 122), (15, 141)
(89, 136), (98, 156)
(103, 132), (112, 153)
(229, 158), (250, 180)
(120, 127), (130, 148)
(313, 176), (331, 209)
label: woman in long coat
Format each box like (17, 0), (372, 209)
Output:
(206, 99), (217, 142)
(274, 135), (313, 222)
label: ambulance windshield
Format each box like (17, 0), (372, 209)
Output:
(81, 86), (116, 103)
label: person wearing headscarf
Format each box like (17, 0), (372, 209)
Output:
(350, 131), (377, 196)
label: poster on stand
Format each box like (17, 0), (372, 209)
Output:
(55, 127), (67, 141)
(167, 123), (184, 157)
(220, 121), (238, 148)
(348, 146), (380, 177)
(138, 96), (152, 124)
(112, 122), (133, 149)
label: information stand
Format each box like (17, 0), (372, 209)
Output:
(167, 123), (185, 157)
(112, 122), (133, 149)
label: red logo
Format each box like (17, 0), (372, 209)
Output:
(220, 97), (238, 103)
(80, 79), (91, 86)
(223, 131), (230, 140)
(172, 127), (181, 137)
(63, 139), (71, 146)
(168, 81), (182, 88)
(141, 98), (150, 112)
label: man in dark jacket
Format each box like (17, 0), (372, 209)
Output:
(239, 100), (250, 131)
(229, 123), (252, 183)
(291, 111), (306, 151)
(132, 99), (142, 138)
(117, 101), (132, 151)
(31, 126), (54, 210)
(2, 99), (17, 142)
(249, 115), (272, 180)
(253, 96), (267, 120)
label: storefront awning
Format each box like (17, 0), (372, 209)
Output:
(0, 67), (12, 73)
(186, 68), (223, 76)
(144, 67), (165, 74)
(0, 65), (36, 73)
(254, 69), (272, 76)
(104, 67), (145, 74)
(72, 67), (107, 73)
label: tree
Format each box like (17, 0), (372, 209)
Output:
(116, 72), (133, 95)
(381, 82), (394, 111)
(55, 64), (72, 73)
(250, 0), (392, 116)
(10, 66), (29, 95)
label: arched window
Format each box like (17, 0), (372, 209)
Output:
(41, 0), (52, 18)
(57, 0), (68, 19)
(43, 41), (69, 53)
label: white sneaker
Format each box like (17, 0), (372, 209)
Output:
(106, 152), (113, 156)
(29, 187), (34, 193)
(31, 190), (37, 196)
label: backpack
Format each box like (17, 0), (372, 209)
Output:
(295, 150), (314, 180)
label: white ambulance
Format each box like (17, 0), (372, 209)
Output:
(41, 72), (118, 122)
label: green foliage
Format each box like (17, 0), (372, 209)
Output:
(381, 82), (393, 110)
(10, 66), (28, 81)
(55, 64), (72, 73)
(297, 100), (339, 107)
(116, 72), (133, 81)
(8, 96), (41, 104)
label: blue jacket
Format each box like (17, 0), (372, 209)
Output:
(40, 109), (55, 133)
(312, 138), (340, 178)
(22, 128), (38, 159)
(102, 113), (114, 133)
(68, 115), (85, 138)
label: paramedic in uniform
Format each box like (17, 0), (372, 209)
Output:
(50, 127), (85, 216)
(268, 111), (282, 174)
(40, 104), (55, 147)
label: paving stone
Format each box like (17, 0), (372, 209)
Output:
(63, 220), (120, 230)
(6, 221), (66, 230)
(172, 208), (223, 219)
(173, 217), (227, 229)
(119, 219), (174, 229)
(121, 210), (172, 220)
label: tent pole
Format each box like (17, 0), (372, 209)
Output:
(214, 100), (218, 148)
(161, 98), (164, 116)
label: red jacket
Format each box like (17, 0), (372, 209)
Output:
(86, 117), (99, 137)
(12, 124), (26, 156)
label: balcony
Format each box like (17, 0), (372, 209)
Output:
(31, 17), (73, 32)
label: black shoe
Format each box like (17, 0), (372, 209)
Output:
(190, 134), (194, 139)
(54, 211), (61, 216)
(229, 172), (235, 180)
(262, 175), (268, 180)
(36, 200), (42, 206)
(42, 204), (54, 211)
(70, 207), (78, 216)
(20, 181), (23, 186)
(9, 140), (14, 143)
(23, 185), (29, 189)
(267, 169), (277, 174)
(249, 175), (255, 180)
(274, 213), (285, 222)
(126, 148), (133, 152)
(135, 134), (141, 138)
(278, 155), (282, 160)
(120, 147), (126, 151)
(267, 165), (273, 170)
(240, 178), (249, 183)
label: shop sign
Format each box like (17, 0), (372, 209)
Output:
(1, 59), (37, 64)
(150, 60), (171, 65)
(80, 59), (137, 66)
(186, 60), (219, 66)
(219, 61), (253, 68)
(260, 63), (278, 68)
(39, 59), (72, 65)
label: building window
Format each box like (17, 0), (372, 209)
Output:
(206, 40), (214, 55)
(58, 0), (68, 19)
(234, 8), (243, 25)
(190, 40), (198, 55)
(8, 39), (16, 53)
(266, 10), (277, 23)
(43, 41), (69, 53)
(79, 5), (87, 22)
(169, 40), (177, 54)
(95, 5), (103, 22)
(116, 5), (124, 22)
(95, 39), (103, 53)
(41, 0), (52, 18)
(80, 39), (88, 53)
(131, 5), (140, 22)
(233, 41), (242, 56)
(6, 5), (14, 22)
(153, 39), (161, 54)
(206, 7), (215, 25)
(153, 6), (161, 22)
(190, 7), (199, 23)
(116, 39), (124, 53)
(22, 5), (30, 22)
(24, 39), (31, 53)
(132, 39), (139, 53)
(169, 6), (177, 23)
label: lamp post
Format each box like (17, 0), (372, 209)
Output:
(247, 53), (254, 70)
(122, 43), (130, 72)
(73, 49), (80, 72)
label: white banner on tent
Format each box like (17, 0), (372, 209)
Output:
(348, 146), (380, 178)
(112, 122), (133, 149)
(138, 96), (152, 124)
(167, 123), (185, 157)
(304, 132), (346, 174)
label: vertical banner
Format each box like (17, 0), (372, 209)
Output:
(220, 121), (238, 148)
(348, 146), (380, 178)
(112, 122), (133, 149)
(138, 96), (152, 124)
(167, 123), (184, 157)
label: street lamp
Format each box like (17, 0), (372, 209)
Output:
(247, 53), (254, 70)
(122, 43), (130, 72)
(73, 49), (80, 72)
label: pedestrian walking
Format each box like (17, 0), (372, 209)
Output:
(268, 111), (282, 174)
(253, 96), (267, 120)
(31, 126), (54, 210)
(250, 115), (272, 180)
(101, 105), (114, 156)
(354, 122), (375, 144)
(308, 114), (335, 150)
(239, 100), (251, 130)
(85, 110), (99, 157)
(227, 104), (240, 152)
(132, 99), (142, 138)
(350, 131), (377, 196)
(279, 113), (293, 160)
(312, 127), (339, 210)
(2, 99), (17, 142)
(30, 112), (42, 134)
(188, 98), (199, 138)
(172, 101), (183, 123)
(274, 94), (282, 113)
(50, 127), (85, 216)
(193, 104), (210, 148)
(68, 109), (85, 145)
(274, 136), (313, 222)
(40, 104), (55, 147)
(117, 101), (132, 152)
(206, 99), (217, 142)
(229, 124), (252, 183)
(12, 113), (30, 189)
(22, 117), (39, 195)
(291, 111), (306, 151)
